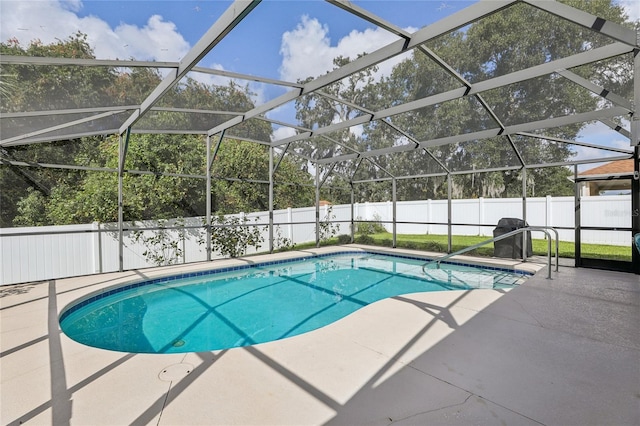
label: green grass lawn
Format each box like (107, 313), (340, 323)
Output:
(286, 232), (632, 261)
(314, 232), (630, 261)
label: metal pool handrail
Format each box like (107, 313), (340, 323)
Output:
(529, 226), (560, 272)
(421, 227), (554, 279)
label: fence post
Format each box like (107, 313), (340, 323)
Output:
(287, 207), (293, 243)
(350, 184), (355, 242)
(391, 179), (397, 247)
(546, 195), (552, 228)
(353, 201), (359, 238)
(478, 197), (484, 235)
(182, 225), (187, 264)
(427, 199), (432, 234)
(92, 222), (102, 273)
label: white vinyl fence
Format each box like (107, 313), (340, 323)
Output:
(0, 195), (632, 285)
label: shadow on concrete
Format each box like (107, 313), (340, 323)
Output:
(321, 268), (640, 425)
(130, 351), (228, 425)
(0, 283), (37, 298)
(4, 277), (229, 426)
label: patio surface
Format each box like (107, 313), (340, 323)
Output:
(1, 246), (638, 425)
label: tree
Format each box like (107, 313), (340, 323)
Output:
(1, 33), (119, 226)
(211, 140), (314, 214)
(432, 0), (632, 197)
(294, 56), (383, 169)
(12, 133), (315, 226)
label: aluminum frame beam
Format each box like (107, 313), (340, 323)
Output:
(522, 0), (639, 46)
(1, 130), (120, 147)
(1, 105), (137, 119)
(0, 55), (178, 68)
(633, 32), (640, 146)
(556, 69), (633, 111)
(1, 107), (243, 146)
(1, 110), (125, 146)
(315, 91), (449, 173)
(504, 106), (628, 134)
(312, 106), (628, 167)
(598, 119), (632, 139)
(516, 132), (633, 154)
(526, 154), (633, 169)
(0, 55), (303, 89)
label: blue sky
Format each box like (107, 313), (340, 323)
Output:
(0, 1), (476, 79)
(1, 0), (637, 162)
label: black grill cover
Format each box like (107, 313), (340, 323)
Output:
(493, 218), (532, 259)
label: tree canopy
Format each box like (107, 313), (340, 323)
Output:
(1, 34), (314, 226)
(294, 0), (634, 201)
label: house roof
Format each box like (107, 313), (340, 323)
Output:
(578, 159), (635, 177)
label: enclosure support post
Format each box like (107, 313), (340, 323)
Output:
(118, 134), (123, 272)
(268, 146), (274, 253)
(315, 163), (320, 247)
(206, 131), (224, 261)
(117, 127), (131, 272)
(392, 178), (397, 248)
(632, 38), (640, 273)
(522, 167), (528, 262)
(447, 174), (452, 253)
(315, 163), (320, 248)
(632, 146), (639, 273)
(574, 165), (581, 267)
(350, 182), (355, 243)
(205, 135), (212, 261)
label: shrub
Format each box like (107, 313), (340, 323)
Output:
(379, 238), (393, 247)
(131, 218), (186, 266)
(316, 205), (339, 242)
(273, 225), (295, 251)
(355, 213), (387, 235)
(355, 234), (374, 245)
(337, 234), (351, 244)
(200, 214), (265, 258)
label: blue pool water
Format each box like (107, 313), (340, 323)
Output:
(60, 252), (530, 353)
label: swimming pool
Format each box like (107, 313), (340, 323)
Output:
(60, 252), (530, 354)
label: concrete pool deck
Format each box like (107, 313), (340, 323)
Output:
(1, 245), (638, 425)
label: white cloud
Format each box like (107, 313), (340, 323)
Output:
(108, 15), (190, 62)
(349, 124), (364, 139)
(279, 15), (413, 83)
(617, 0), (640, 21)
(271, 125), (297, 142)
(1, 0), (189, 62)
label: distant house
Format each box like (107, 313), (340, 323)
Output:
(577, 159), (634, 196)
